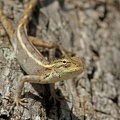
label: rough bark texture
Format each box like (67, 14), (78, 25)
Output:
(0, 0), (120, 120)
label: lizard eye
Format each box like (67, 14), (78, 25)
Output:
(62, 60), (67, 64)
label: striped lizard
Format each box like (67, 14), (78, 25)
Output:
(0, 0), (84, 110)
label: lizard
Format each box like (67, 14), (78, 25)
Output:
(0, 0), (84, 110)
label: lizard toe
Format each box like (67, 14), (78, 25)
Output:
(7, 96), (28, 110)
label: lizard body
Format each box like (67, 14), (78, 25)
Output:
(0, 0), (84, 109)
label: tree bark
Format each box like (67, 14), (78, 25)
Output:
(0, 0), (120, 119)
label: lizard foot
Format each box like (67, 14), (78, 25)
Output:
(7, 96), (28, 110)
(49, 93), (64, 104)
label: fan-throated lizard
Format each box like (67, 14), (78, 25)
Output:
(0, 0), (84, 110)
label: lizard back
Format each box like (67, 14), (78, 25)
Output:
(16, 25), (48, 74)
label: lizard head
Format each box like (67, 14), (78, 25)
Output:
(39, 57), (84, 84)
(54, 57), (84, 78)
(42, 57), (84, 83)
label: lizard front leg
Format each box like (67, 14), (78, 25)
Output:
(8, 75), (43, 110)
(49, 84), (65, 104)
